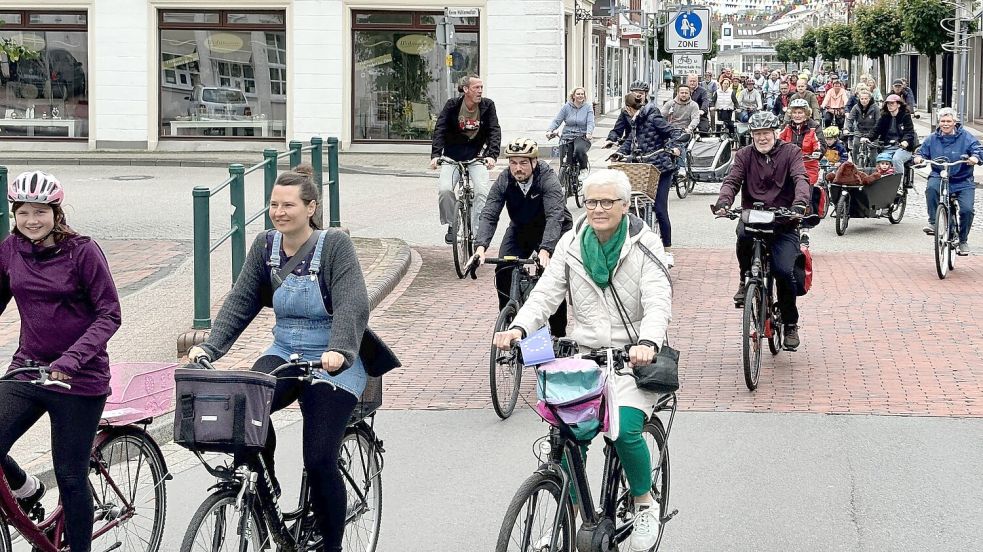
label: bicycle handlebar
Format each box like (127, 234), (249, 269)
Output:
(711, 205), (819, 224)
(463, 254), (541, 280)
(0, 364), (72, 390)
(437, 156), (483, 168)
(912, 157), (971, 170)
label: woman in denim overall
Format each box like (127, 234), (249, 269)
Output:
(191, 164), (371, 552)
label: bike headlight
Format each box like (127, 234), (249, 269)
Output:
(539, 440), (552, 457)
(751, 265), (760, 278)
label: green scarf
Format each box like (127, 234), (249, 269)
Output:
(581, 217), (628, 289)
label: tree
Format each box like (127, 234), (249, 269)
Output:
(789, 38), (810, 71)
(901, 0), (954, 114)
(824, 23), (857, 77)
(775, 39), (794, 72)
(800, 27), (822, 69)
(853, 0), (903, 91)
(703, 27), (719, 64)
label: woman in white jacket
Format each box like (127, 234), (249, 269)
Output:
(493, 169), (672, 552)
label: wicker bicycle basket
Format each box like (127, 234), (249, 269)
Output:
(609, 162), (663, 199)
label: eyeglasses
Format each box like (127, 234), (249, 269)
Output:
(584, 199), (622, 210)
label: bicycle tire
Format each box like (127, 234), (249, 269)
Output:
(90, 430), (167, 552)
(180, 489), (267, 552)
(574, 166), (585, 208)
(340, 426), (383, 552)
(674, 174), (689, 199)
(490, 303), (522, 419)
(948, 208), (958, 271)
(742, 282), (763, 391)
(495, 472), (575, 552)
(605, 416), (671, 552)
(835, 194), (849, 236)
(888, 186), (907, 224)
(935, 204), (950, 279)
(452, 201), (471, 279)
(0, 520), (10, 552)
(767, 284), (783, 356)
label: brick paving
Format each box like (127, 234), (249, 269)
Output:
(376, 246), (983, 417)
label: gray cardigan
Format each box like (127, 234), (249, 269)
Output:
(200, 230), (369, 370)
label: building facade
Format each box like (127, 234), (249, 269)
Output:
(0, 0), (601, 152)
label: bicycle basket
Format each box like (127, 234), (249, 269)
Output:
(534, 358), (608, 442)
(609, 162), (662, 199)
(173, 367), (276, 453)
(351, 376), (383, 423)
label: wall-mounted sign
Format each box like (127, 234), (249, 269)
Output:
(396, 34), (436, 55)
(446, 7), (479, 18)
(206, 33), (244, 54)
(355, 54), (393, 71)
(621, 24), (642, 39)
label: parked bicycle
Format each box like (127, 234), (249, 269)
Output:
(716, 206), (815, 390)
(495, 346), (677, 552)
(914, 156), (972, 279)
(179, 356), (384, 552)
(467, 255), (543, 420)
(0, 363), (171, 552)
(438, 156), (483, 278)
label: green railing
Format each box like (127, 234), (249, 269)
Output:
(0, 167), (8, 241)
(192, 136), (341, 330)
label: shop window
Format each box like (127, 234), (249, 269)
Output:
(352, 10), (480, 142)
(158, 10), (286, 139)
(0, 11), (88, 139)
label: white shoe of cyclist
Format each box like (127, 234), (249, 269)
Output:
(664, 252), (675, 269)
(628, 506), (660, 551)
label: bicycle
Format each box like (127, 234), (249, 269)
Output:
(0, 363), (171, 552)
(495, 346), (677, 552)
(673, 134), (697, 200)
(914, 156), (972, 279)
(180, 356), (384, 552)
(438, 156), (483, 278)
(552, 135), (588, 208)
(468, 255), (543, 420)
(716, 206), (815, 391)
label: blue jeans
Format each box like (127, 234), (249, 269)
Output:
(926, 176), (976, 243)
(882, 146), (912, 175)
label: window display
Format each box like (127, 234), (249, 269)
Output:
(353, 10), (479, 142)
(0, 11), (88, 139)
(159, 10), (286, 139)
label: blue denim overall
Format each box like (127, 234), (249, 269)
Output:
(264, 230), (367, 399)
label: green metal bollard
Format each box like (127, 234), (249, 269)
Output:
(229, 164), (246, 283)
(327, 137), (340, 228)
(289, 140), (303, 169)
(192, 187), (212, 330)
(310, 137), (324, 228)
(0, 167), (8, 240)
(263, 149), (277, 230)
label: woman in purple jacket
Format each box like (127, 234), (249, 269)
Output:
(0, 171), (122, 552)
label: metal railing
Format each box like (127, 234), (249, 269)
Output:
(192, 136), (341, 330)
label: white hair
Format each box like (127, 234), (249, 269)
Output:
(937, 107), (959, 121)
(583, 169), (632, 203)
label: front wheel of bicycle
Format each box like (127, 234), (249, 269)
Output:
(452, 201), (472, 279)
(339, 426), (383, 552)
(935, 204), (950, 279)
(496, 472), (575, 552)
(573, 168), (586, 208)
(674, 173), (689, 199)
(490, 303), (523, 419)
(180, 489), (267, 552)
(90, 430), (167, 552)
(835, 194), (849, 236)
(742, 282), (763, 391)
(888, 186), (907, 224)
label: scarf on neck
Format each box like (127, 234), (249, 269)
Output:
(581, 217), (628, 289)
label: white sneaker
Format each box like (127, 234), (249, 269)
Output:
(664, 252), (674, 268)
(628, 506), (660, 551)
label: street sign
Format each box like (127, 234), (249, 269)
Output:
(672, 53), (702, 77)
(665, 7), (711, 53)
(621, 23), (642, 39)
(446, 7), (479, 18)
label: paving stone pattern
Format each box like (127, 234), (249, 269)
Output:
(376, 246), (983, 417)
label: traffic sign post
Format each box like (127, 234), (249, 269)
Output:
(664, 7), (711, 54)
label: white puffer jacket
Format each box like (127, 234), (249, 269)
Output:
(512, 214), (673, 414)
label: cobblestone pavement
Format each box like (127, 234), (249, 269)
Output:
(374, 246), (983, 417)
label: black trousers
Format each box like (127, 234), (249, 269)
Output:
(736, 223), (801, 325)
(496, 226), (568, 337)
(561, 137), (591, 172)
(251, 355), (358, 552)
(0, 383), (106, 552)
(716, 109), (735, 135)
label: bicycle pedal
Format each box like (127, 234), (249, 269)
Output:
(661, 508), (679, 523)
(734, 300), (744, 309)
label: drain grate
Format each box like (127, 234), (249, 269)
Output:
(110, 175), (154, 181)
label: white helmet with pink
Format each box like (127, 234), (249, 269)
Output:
(8, 171), (64, 205)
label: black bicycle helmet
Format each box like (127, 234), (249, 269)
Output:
(629, 81), (650, 93)
(747, 111), (780, 130)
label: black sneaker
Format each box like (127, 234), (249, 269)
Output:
(17, 480), (45, 514)
(800, 233), (810, 248)
(444, 226), (454, 244)
(783, 325), (800, 350)
(733, 283), (747, 307)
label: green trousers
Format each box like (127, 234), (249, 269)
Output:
(563, 406), (653, 502)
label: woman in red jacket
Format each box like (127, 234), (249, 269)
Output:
(779, 99), (826, 245)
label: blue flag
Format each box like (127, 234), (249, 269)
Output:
(518, 326), (555, 366)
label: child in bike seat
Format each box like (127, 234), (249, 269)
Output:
(822, 126), (848, 168)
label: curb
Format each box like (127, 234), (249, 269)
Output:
(32, 238), (413, 486)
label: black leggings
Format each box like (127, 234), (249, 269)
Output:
(251, 355), (357, 552)
(0, 383), (106, 552)
(561, 137), (591, 173)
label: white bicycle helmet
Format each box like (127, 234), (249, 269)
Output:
(8, 171), (64, 204)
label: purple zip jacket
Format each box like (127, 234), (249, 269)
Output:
(0, 234), (122, 396)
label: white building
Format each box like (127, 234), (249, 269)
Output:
(0, 0), (599, 153)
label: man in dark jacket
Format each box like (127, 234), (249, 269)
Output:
(771, 81), (792, 120)
(714, 111), (812, 350)
(891, 79), (916, 111)
(430, 75), (502, 243)
(687, 73), (711, 132)
(472, 138), (573, 336)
